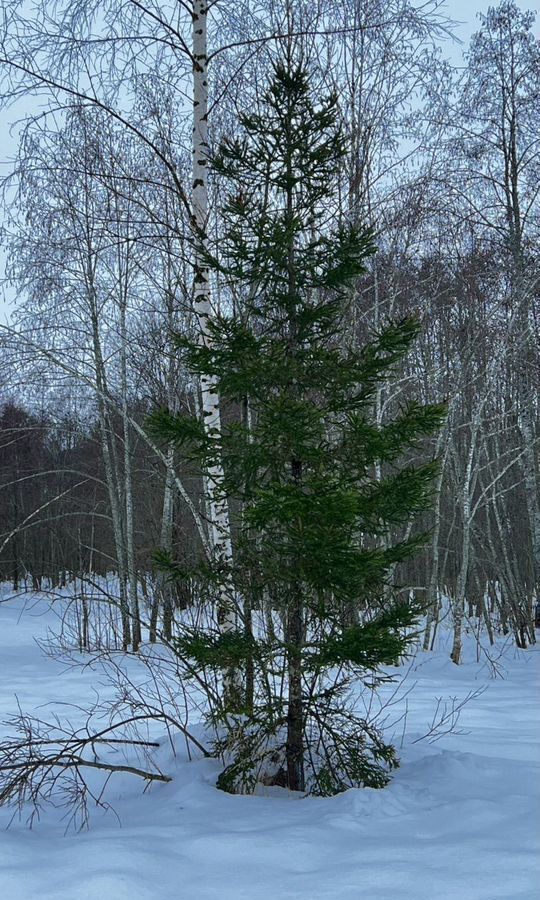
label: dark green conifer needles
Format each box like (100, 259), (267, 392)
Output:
(150, 62), (446, 795)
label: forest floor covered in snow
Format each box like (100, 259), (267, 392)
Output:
(0, 585), (538, 900)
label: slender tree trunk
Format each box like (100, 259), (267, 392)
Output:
(451, 404), (481, 665)
(120, 295), (141, 652)
(477, 577), (495, 647)
(242, 396), (255, 715)
(88, 277), (131, 650)
(192, 0), (240, 703)
(149, 461), (175, 644)
(424, 428), (448, 650)
(159, 448), (176, 642)
(192, 0), (231, 569)
(286, 460), (305, 792)
(156, 267), (179, 643)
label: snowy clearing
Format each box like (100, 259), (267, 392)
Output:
(0, 587), (539, 900)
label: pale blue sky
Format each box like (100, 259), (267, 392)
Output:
(449, 0), (539, 53)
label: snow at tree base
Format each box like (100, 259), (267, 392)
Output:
(0, 586), (538, 900)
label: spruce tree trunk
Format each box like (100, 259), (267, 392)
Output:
(242, 396), (255, 715)
(285, 599), (304, 791)
(285, 458), (305, 792)
(282, 67), (305, 788)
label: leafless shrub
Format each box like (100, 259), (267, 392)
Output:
(0, 701), (172, 831)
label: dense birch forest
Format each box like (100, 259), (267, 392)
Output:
(1, 0), (538, 650)
(0, 0), (539, 826)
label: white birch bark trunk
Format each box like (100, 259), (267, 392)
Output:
(192, 0), (241, 702)
(450, 403), (482, 665)
(192, 2), (231, 562)
(88, 279), (131, 650)
(423, 426), (449, 651)
(117, 236), (141, 651)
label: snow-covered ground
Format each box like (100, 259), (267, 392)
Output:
(0, 586), (539, 900)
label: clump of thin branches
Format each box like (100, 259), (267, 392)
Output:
(410, 687), (487, 745)
(0, 700), (172, 831)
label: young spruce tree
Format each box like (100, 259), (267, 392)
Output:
(151, 61), (446, 795)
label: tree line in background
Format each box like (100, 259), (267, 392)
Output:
(0, 0), (538, 672)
